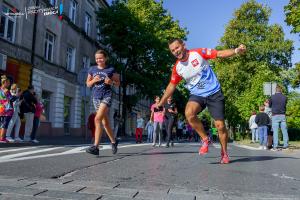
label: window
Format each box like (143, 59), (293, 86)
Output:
(0, 5), (16, 42)
(69, 0), (77, 24)
(64, 96), (72, 135)
(49, 0), (56, 6)
(84, 12), (91, 36)
(44, 31), (55, 61)
(66, 46), (76, 72)
(82, 56), (90, 68)
(42, 91), (51, 121)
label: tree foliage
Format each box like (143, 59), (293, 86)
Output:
(96, 0), (187, 99)
(287, 92), (300, 128)
(285, 0), (300, 34)
(212, 0), (293, 127)
(285, 0), (300, 88)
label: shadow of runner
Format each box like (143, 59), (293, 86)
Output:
(209, 156), (300, 164)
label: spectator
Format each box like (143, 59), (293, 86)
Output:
(0, 75), (13, 143)
(30, 93), (44, 143)
(255, 106), (270, 150)
(150, 96), (165, 147)
(6, 84), (22, 142)
(248, 111), (258, 143)
(164, 96), (177, 147)
(135, 113), (145, 143)
(113, 111), (121, 138)
(20, 85), (37, 142)
(176, 118), (184, 141)
(264, 99), (273, 149)
(87, 112), (96, 143)
(269, 85), (289, 150)
(145, 120), (154, 143)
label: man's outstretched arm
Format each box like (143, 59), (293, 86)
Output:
(217, 44), (246, 58)
(157, 83), (177, 107)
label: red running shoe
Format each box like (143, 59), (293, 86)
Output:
(199, 137), (209, 155)
(220, 151), (230, 164)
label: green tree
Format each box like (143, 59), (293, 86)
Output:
(212, 0), (293, 129)
(287, 92), (300, 129)
(285, 0), (300, 34)
(96, 0), (186, 98)
(285, 0), (300, 88)
(96, 0), (187, 133)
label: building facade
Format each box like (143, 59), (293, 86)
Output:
(0, 0), (151, 137)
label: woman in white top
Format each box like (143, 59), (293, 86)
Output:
(249, 111), (258, 143)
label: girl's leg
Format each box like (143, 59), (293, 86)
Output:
(94, 103), (109, 146)
(102, 113), (116, 144)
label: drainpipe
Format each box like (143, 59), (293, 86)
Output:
(30, 0), (39, 85)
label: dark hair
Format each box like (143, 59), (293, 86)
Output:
(276, 85), (282, 92)
(95, 49), (108, 58)
(168, 38), (184, 45)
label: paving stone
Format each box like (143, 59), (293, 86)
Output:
(163, 193), (196, 200)
(134, 190), (167, 199)
(0, 179), (36, 187)
(100, 195), (133, 200)
(0, 193), (55, 200)
(80, 187), (138, 198)
(37, 190), (101, 200)
(27, 182), (83, 192)
(0, 186), (46, 196)
(69, 180), (117, 188)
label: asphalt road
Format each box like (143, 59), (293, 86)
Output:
(0, 140), (300, 199)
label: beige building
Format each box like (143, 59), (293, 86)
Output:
(0, 0), (151, 137)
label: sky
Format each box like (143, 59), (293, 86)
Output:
(107, 0), (299, 65)
(161, 0), (299, 65)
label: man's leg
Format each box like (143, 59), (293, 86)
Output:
(272, 116), (279, 149)
(185, 101), (206, 139)
(165, 118), (171, 146)
(214, 120), (228, 154)
(280, 115), (289, 148)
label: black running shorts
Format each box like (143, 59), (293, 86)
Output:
(188, 90), (225, 120)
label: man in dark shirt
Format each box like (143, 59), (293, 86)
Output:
(255, 106), (270, 150)
(164, 96), (177, 148)
(269, 85), (288, 149)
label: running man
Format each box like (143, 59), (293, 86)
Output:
(157, 39), (246, 164)
(86, 50), (120, 156)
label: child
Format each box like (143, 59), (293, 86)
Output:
(0, 75), (13, 143)
(255, 106), (270, 150)
(85, 50), (120, 156)
(145, 120), (154, 143)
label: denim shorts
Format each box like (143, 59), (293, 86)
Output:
(0, 116), (12, 129)
(93, 93), (112, 110)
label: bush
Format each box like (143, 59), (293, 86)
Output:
(288, 128), (300, 141)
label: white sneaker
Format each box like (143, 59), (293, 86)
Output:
(14, 137), (24, 142)
(31, 139), (39, 144)
(6, 137), (15, 143)
(263, 146), (267, 150)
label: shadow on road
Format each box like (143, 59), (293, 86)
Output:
(209, 155), (300, 164)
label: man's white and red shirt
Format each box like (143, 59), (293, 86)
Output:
(170, 48), (220, 97)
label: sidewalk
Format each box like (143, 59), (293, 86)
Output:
(0, 135), (138, 148)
